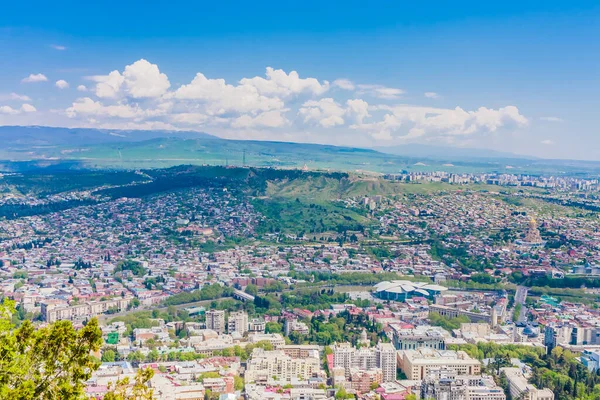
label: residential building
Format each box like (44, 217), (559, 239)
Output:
(244, 348), (322, 385)
(501, 367), (554, 400)
(332, 342), (397, 383)
(227, 310), (248, 335)
(399, 348), (481, 380)
(205, 310), (226, 334)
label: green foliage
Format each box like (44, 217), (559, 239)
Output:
(103, 368), (154, 400)
(102, 349), (116, 362)
(428, 312), (471, 331)
(0, 299), (103, 399)
(114, 259), (146, 276)
(253, 197), (368, 236)
(162, 284), (234, 306)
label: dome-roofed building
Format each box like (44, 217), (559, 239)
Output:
(373, 280), (448, 302)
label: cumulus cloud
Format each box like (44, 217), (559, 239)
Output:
(50, 44), (67, 51)
(55, 80), (69, 89)
(353, 105), (528, 141)
(21, 73), (48, 83)
(0, 104), (37, 115)
(66, 97), (146, 119)
(173, 73), (284, 115)
(345, 99), (370, 124)
(239, 67), (329, 97)
(299, 98), (347, 127)
(89, 59), (170, 99)
(0, 93), (31, 101)
(333, 79), (355, 91)
(50, 59), (529, 145)
(424, 92), (440, 99)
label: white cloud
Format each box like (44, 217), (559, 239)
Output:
(173, 72), (284, 115)
(333, 79), (355, 91)
(0, 93), (31, 101)
(0, 104), (37, 115)
(77, 85), (87, 92)
(89, 59), (170, 99)
(424, 92), (440, 99)
(89, 70), (124, 99)
(345, 99), (370, 123)
(540, 116), (564, 122)
(354, 104), (527, 141)
(541, 139), (554, 145)
(0, 106), (19, 115)
(21, 73), (48, 83)
(50, 59), (531, 146)
(357, 84), (405, 99)
(299, 98), (346, 127)
(66, 97), (145, 119)
(240, 67), (329, 97)
(122, 59), (170, 98)
(55, 80), (69, 89)
(231, 110), (289, 128)
(50, 44), (67, 51)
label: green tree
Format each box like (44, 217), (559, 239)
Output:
(102, 349), (116, 362)
(0, 299), (102, 399)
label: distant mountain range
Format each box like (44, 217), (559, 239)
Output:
(0, 125), (598, 176)
(0, 125), (216, 148)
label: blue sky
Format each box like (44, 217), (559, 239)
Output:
(0, 1), (599, 159)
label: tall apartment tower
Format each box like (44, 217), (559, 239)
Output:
(206, 310), (226, 334)
(228, 310), (249, 335)
(376, 342), (397, 383)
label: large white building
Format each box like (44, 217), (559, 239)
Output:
(399, 348), (481, 380)
(332, 341), (397, 383)
(244, 348), (323, 385)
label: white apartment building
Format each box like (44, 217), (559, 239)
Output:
(244, 348), (322, 385)
(332, 342), (397, 382)
(227, 310), (248, 335)
(399, 348), (481, 380)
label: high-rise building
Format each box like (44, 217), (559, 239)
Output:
(376, 342), (397, 383)
(205, 309), (226, 334)
(227, 310), (248, 335)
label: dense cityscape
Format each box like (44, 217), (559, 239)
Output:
(0, 166), (600, 399)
